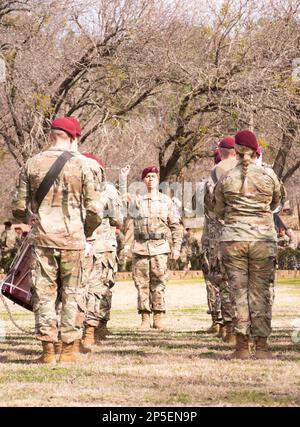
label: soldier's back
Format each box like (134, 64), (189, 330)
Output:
(14, 149), (99, 250)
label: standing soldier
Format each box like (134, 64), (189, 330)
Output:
(200, 208), (222, 334)
(12, 117), (103, 364)
(180, 228), (199, 272)
(208, 137), (237, 343)
(81, 153), (122, 353)
(200, 139), (236, 334)
(121, 165), (183, 330)
(214, 130), (281, 359)
(0, 221), (17, 273)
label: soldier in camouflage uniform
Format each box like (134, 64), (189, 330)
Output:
(12, 117), (103, 364)
(179, 228), (200, 272)
(121, 165), (183, 330)
(0, 221), (17, 273)
(200, 137), (237, 336)
(207, 137), (237, 343)
(200, 195), (223, 334)
(80, 153), (122, 352)
(214, 130), (282, 359)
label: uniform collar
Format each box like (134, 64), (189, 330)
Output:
(141, 191), (161, 200)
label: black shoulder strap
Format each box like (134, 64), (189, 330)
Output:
(211, 168), (218, 184)
(35, 151), (74, 209)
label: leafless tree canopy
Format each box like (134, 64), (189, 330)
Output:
(1, 0), (300, 184)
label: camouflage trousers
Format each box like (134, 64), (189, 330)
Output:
(220, 241), (277, 338)
(203, 271), (222, 323)
(132, 253), (169, 313)
(200, 250), (222, 322)
(31, 246), (84, 344)
(209, 257), (235, 323)
(83, 251), (117, 327)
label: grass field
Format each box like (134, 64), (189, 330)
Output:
(0, 278), (300, 407)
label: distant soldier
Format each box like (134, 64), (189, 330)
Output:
(179, 228), (198, 272)
(81, 154), (122, 352)
(274, 214), (298, 250)
(12, 117), (103, 364)
(200, 208), (222, 333)
(121, 165), (183, 330)
(277, 227), (291, 248)
(14, 226), (24, 251)
(0, 221), (17, 273)
(214, 130), (281, 359)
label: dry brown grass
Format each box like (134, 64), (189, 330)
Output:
(0, 278), (300, 407)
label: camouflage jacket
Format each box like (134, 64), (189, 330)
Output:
(129, 191), (183, 256)
(12, 148), (104, 250)
(181, 234), (200, 258)
(87, 182), (123, 253)
(201, 176), (222, 251)
(202, 157), (238, 249)
(212, 157), (237, 183)
(214, 161), (282, 241)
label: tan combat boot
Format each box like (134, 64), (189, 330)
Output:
(216, 324), (225, 339)
(255, 337), (274, 360)
(81, 325), (95, 353)
(58, 342), (77, 363)
(229, 334), (251, 359)
(153, 311), (164, 330)
(223, 322), (236, 345)
(206, 321), (220, 334)
(140, 312), (151, 330)
(95, 321), (110, 342)
(36, 341), (56, 364)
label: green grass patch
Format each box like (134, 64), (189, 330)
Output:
(0, 366), (71, 384)
(277, 278), (300, 285)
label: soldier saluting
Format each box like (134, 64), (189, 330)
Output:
(121, 165), (183, 330)
(12, 117), (103, 364)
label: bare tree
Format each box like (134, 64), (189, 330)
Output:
(0, 0), (182, 165)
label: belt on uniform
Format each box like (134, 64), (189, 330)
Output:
(134, 232), (166, 241)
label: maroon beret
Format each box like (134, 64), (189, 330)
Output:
(51, 117), (77, 139)
(83, 152), (105, 169)
(141, 166), (159, 180)
(235, 130), (258, 151)
(68, 116), (81, 137)
(219, 136), (235, 149)
(213, 149), (221, 165)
